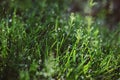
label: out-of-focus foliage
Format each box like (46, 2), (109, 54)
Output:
(70, 0), (120, 29)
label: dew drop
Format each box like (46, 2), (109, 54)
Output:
(9, 19), (12, 22)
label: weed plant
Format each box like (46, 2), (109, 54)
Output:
(0, 0), (120, 80)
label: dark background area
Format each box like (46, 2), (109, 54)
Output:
(1, 0), (120, 29)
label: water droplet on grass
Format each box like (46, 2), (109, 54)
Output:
(2, 29), (5, 32)
(9, 19), (12, 22)
(58, 28), (61, 31)
(35, 23), (38, 26)
(95, 49), (97, 52)
(25, 64), (28, 68)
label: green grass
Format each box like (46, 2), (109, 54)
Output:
(0, 0), (120, 80)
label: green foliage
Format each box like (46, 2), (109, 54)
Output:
(0, 0), (120, 80)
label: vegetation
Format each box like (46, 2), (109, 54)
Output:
(0, 0), (120, 80)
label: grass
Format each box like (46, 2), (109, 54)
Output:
(0, 0), (120, 80)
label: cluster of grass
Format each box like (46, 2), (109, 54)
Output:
(0, 0), (120, 80)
